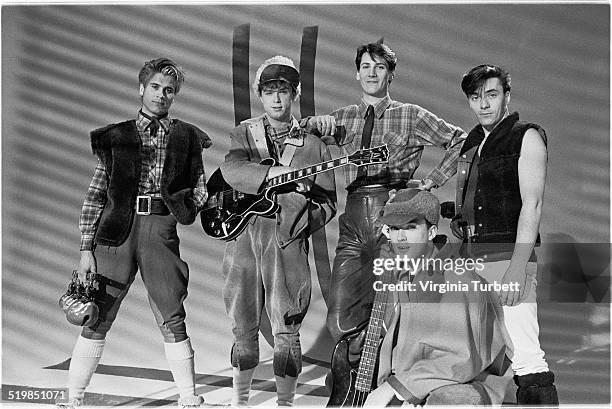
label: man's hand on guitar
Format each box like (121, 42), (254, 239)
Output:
(294, 178), (312, 193)
(364, 381), (397, 407)
(308, 115), (336, 136)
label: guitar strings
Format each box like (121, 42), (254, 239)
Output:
(203, 150), (386, 210)
(347, 268), (391, 406)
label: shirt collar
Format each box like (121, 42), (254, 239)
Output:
(461, 111), (520, 156)
(475, 111), (519, 138)
(358, 95), (392, 119)
(137, 110), (171, 133)
(264, 114), (305, 146)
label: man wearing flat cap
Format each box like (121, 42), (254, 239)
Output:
(220, 55), (336, 406)
(300, 43), (466, 361)
(362, 188), (509, 406)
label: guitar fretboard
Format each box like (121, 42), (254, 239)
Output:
(267, 157), (350, 187)
(354, 268), (392, 392)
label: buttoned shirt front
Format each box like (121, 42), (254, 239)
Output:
(263, 115), (306, 159)
(323, 96), (466, 186)
(79, 111), (207, 250)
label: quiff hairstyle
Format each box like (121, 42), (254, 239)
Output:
(138, 58), (185, 93)
(461, 64), (511, 97)
(355, 43), (397, 73)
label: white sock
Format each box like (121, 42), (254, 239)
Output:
(164, 338), (197, 399)
(67, 336), (105, 400)
(232, 367), (255, 406)
(275, 375), (298, 407)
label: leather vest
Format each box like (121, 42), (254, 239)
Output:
(91, 119), (210, 246)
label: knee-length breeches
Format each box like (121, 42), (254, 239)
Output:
(222, 216), (311, 377)
(81, 214), (190, 342)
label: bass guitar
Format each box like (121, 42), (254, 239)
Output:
(327, 265), (392, 406)
(201, 145), (388, 241)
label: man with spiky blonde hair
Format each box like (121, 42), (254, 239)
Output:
(220, 55), (336, 406)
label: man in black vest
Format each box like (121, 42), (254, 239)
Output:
(60, 58), (211, 409)
(453, 64), (558, 405)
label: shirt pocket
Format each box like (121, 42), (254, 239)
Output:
(337, 125), (355, 148)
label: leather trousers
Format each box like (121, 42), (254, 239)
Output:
(326, 185), (390, 342)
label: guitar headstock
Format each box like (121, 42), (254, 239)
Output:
(348, 144), (389, 167)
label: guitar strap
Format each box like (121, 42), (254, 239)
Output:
(247, 119), (271, 161)
(279, 144), (296, 166)
(279, 117), (303, 166)
(249, 116), (301, 167)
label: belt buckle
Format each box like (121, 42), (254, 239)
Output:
(136, 195), (152, 215)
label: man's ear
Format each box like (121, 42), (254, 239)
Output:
(355, 72), (360, 81)
(428, 224), (438, 241)
(139, 84), (144, 97)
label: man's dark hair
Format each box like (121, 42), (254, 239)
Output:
(461, 64), (511, 97)
(355, 43), (397, 73)
(138, 58), (185, 93)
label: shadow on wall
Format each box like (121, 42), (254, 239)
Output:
(538, 233), (610, 303)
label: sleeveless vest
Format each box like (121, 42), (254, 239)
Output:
(91, 119), (210, 246)
(456, 112), (546, 252)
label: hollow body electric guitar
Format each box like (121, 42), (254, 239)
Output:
(327, 266), (393, 407)
(201, 145), (388, 241)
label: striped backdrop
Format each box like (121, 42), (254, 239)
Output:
(2, 4), (609, 406)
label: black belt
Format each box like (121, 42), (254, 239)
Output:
(136, 196), (169, 215)
(346, 178), (406, 193)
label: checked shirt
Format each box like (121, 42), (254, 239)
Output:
(79, 112), (207, 250)
(322, 95), (466, 186)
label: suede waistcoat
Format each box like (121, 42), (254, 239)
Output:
(456, 112), (546, 250)
(91, 119), (210, 246)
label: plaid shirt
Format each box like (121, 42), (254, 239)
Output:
(79, 112), (207, 250)
(316, 96), (466, 186)
(263, 115), (306, 159)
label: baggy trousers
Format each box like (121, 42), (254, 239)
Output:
(327, 185), (390, 342)
(477, 260), (549, 376)
(82, 214), (190, 342)
(222, 216), (311, 377)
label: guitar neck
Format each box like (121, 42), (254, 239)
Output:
(266, 156), (351, 188)
(354, 269), (392, 392)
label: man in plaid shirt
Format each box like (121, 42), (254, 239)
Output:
(61, 58), (211, 409)
(303, 42), (466, 351)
